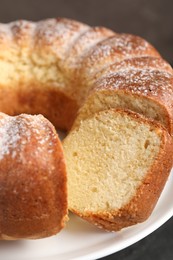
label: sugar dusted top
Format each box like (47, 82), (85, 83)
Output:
(95, 68), (173, 98)
(0, 113), (57, 161)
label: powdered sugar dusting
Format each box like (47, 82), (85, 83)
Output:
(34, 18), (89, 59)
(85, 33), (160, 65)
(10, 20), (35, 39)
(0, 115), (28, 160)
(110, 34), (151, 53)
(0, 119), (20, 159)
(36, 18), (80, 42)
(64, 27), (114, 68)
(96, 69), (173, 97)
(99, 56), (173, 77)
(0, 114), (57, 161)
(79, 33), (161, 79)
(0, 24), (13, 42)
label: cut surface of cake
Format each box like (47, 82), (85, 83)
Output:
(63, 109), (173, 230)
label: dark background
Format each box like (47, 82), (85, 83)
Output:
(0, 0), (172, 63)
(0, 0), (172, 259)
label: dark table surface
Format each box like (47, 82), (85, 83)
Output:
(0, 0), (172, 259)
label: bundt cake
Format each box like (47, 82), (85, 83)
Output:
(0, 18), (172, 237)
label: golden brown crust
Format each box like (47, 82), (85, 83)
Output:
(90, 56), (173, 85)
(88, 70), (173, 134)
(0, 83), (79, 131)
(69, 109), (173, 231)
(80, 33), (161, 77)
(0, 113), (67, 239)
(64, 26), (115, 68)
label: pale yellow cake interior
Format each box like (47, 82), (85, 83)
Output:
(63, 110), (161, 213)
(0, 50), (66, 87)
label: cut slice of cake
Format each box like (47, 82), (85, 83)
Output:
(73, 69), (173, 134)
(63, 109), (173, 231)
